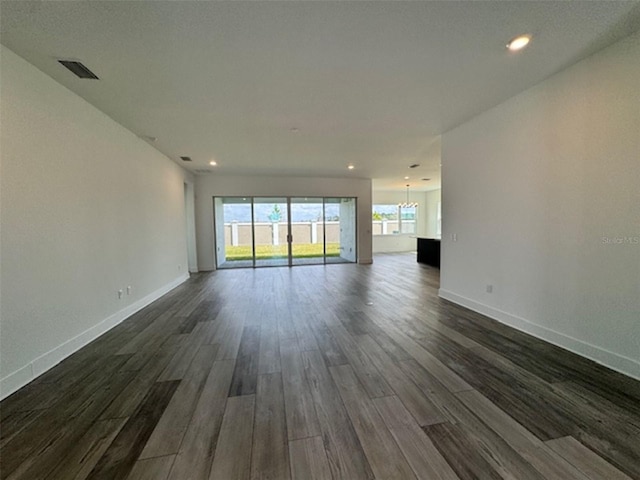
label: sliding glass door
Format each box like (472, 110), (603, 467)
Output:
(214, 196), (253, 269)
(214, 197), (356, 268)
(291, 198), (325, 266)
(253, 197), (289, 267)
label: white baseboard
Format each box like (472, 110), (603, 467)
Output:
(0, 273), (189, 400)
(438, 289), (640, 381)
(0, 366), (34, 401)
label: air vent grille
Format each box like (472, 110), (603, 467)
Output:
(58, 60), (99, 79)
(195, 169), (213, 175)
(180, 156), (192, 162)
(408, 164), (420, 169)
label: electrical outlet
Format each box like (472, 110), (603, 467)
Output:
(127, 286), (132, 295)
(486, 284), (493, 293)
(117, 289), (124, 299)
(452, 233), (457, 242)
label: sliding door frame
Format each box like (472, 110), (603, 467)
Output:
(213, 196), (357, 269)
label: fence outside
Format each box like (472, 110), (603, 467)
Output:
(224, 221), (340, 246)
(372, 220), (416, 235)
(223, 219), (415, 246)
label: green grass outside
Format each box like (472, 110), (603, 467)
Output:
(226, 243), (340, 261)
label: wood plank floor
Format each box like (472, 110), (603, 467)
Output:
(1, 253), (639, 480)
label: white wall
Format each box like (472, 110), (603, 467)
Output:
(425, 189), (441, 239)
(184, 182), (198, 273)
(440, 31), (640, 379)
(195, 175), (372, 270)
(0, 46), (193, 398)
(339, 198), (357, 262)
(213, 197), (226, 267)
(372, 190), (428, 253)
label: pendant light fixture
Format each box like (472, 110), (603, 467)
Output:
(399, 184), (418, 208)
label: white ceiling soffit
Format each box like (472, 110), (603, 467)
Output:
(1, 1), (639, 190)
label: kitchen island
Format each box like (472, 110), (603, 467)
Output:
(417, 237), (440, 268)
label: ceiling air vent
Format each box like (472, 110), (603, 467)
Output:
(58, 60), (99, 79)
(421, 178), (431, 181)
(195, 169), (213, 175)
(409, 163), (420, 169)
(180, 156), (192, 162)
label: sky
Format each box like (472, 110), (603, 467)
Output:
(222, 201), (402, 222)
(224, 202), (340, 222)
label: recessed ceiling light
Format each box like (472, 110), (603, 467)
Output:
(348, 165), (355, 170)
(404, 176), (410, 180)
(209, 160), (217, 166)
(507, 34), (531, 52)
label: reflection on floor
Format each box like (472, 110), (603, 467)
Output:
(219, 256), (353, 269)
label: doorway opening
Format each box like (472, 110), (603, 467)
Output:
(213, 196), (357, 268)
(184, 182), (197, 273)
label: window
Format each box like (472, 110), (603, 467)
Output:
(400, 205), (417, 234)
(372, 204), (416, 235)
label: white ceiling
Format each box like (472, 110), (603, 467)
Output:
(2, 1), (639, 191)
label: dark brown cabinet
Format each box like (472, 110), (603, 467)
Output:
(417, 238), (440, 268)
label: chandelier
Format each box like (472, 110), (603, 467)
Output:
(399, 184), (418, 208)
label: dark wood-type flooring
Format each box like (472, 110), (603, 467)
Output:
(1, 253), (639, 479)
